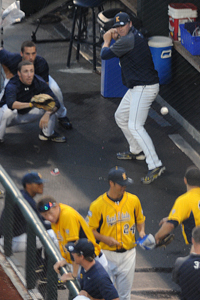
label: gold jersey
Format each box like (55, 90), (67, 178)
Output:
(168, 187), (200, 244)
(87, 192), (145, 251)
(51, 203), (101, 263)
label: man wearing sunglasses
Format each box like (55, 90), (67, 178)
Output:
(0, 171), (69, 289)
(37, 196), (107, 280)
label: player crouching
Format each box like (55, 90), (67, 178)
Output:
(0, 61), (66, 143)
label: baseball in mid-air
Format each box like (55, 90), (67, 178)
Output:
(160, 107), (168, 115)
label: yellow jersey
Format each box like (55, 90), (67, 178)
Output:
(51, 203), (101, 263)
(168, 188), (200, 244)
(87, 192), (145, 251)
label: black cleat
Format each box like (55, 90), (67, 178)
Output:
(117, 151), (145, 161)
(39, 131), (67, 143)
(58, 116), (72, 129)
(141, 166), (166, 184)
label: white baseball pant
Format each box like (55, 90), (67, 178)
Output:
(95, 251), (108, 272)
(0, 104), (56, 140)
(103, 248), (136, 300)
(115, 83), (162, 170)
(48, 75), (67, 119)
(0, 229), (58, 252)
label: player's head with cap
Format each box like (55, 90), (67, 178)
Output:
(107, 166), (133, 198)
(37, 196), (59, 224)
(113, 12), (131, 27)
(108, 166), (133, 186)
(113, 12), (132, 37)
(66, 238), (95, 262)
(22, 171), (45, 187)
(184, 165), (200, 187)
(22, 171), (45, 196)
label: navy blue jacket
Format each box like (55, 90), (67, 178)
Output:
(0, 49), (49, 82)
(101, 27), (159, 88)
(80, 260), (118, 300)
(173, 253), (200, 300)
(1, 74), (60, 113)
(0, 189), (51, 237)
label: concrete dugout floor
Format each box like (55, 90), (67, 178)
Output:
(0, 4), (200, 299)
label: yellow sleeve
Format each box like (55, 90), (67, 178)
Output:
(87, 198), (102, 230)
(168, 196), (190, 224)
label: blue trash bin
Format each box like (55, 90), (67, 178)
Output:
(101, 40), (128, 98)
(148, 36), (173, 85)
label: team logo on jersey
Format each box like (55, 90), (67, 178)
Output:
(171, 209), (176, 215)
(65, 229), (69, 235)
(198, 201), (200, 210)
(87, 210), (92, 217)
(107, 212), (130, 226)
(107, 214), (117, 226)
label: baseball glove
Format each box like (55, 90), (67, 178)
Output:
(30, 94), (55, 111)
(155, 234), (175, 249)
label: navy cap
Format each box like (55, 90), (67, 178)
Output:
(108, 166), (133, 186)
(22, 172), (45, 185)
(113, 12), (130, 28)
(66, 238), (95, 257)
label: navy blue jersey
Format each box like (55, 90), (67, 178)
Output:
(0, 49), (49, 82)
(80, 260), (118, 300)
(2, 74), (60, 113)
(173, 254), (200, 300)
(101, 28), (159, 88)
(0, 189), (51, 237)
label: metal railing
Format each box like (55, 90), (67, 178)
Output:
(0, 164), (80, 300)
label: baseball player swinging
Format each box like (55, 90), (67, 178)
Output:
(101, 12), (165, 184)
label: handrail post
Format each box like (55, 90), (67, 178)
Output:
(3, 192), (14, 257)
(0, 164), (80, 299)
(46, 255), (58, 300)
(26, 223), (37, 289)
